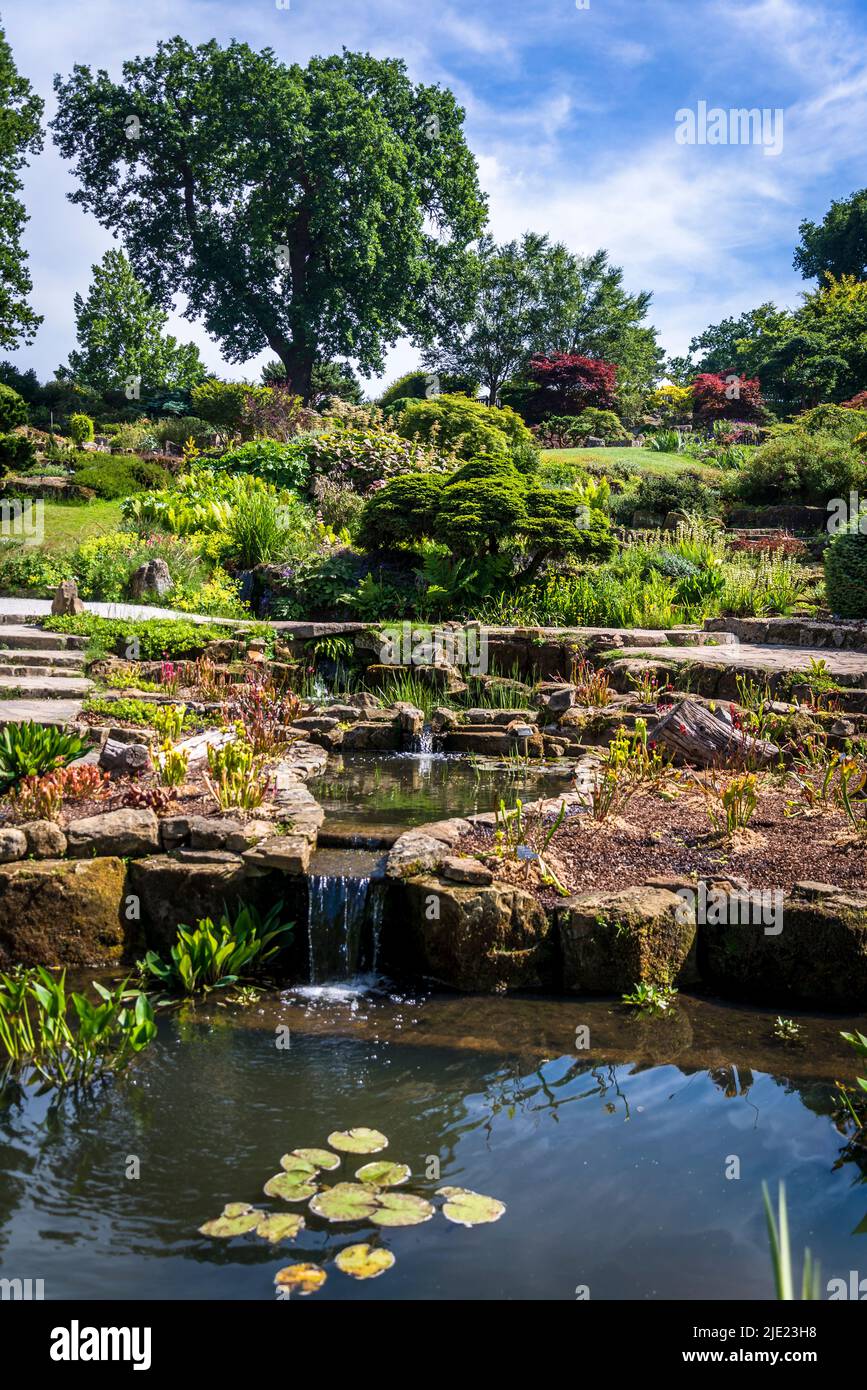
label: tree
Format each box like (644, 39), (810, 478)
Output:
(794, 189), (867, 281)
(526, 353), (617, 417)
(426, 235), (661, 410)
(691, 373), (763, 423)
(0, 23), (43, 348)
(52, 41), (487, 403)
(0, 383), (27, 432)
(60, 250), (205, 394)
(262, 358), (364, 407)
(688, 303), (793, 379)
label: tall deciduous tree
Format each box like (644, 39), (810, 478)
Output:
(0, 22), (43, 348)
(52, 40), (487, 402)
(58, 249), (205, 394)
(794, 188), (867, 281)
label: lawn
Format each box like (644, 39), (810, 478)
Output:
(36, 498), (124, 550)
(541, 446), (723, 480)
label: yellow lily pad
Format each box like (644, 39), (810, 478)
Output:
(291, 1148), (341, 1171)
(309, 1182), (380, 1223)
(437, 1187), (506, 1226)
(264, 1172), (318, 1202)
(369, 1192), (434, 1227)
(327, 1127), (388, 1154)
(356, 1161), (411, 1187)
(198, 1204), (261, 1238)
(274, 1262), (327, 1296)
(256, 1212), (305, 1244)
(335, 1243), (396, 1280)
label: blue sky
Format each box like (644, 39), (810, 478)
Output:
(4, 0), (867, 390)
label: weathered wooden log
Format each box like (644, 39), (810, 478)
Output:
(648, 697), (780, 768)
(98, 739), (152, 775)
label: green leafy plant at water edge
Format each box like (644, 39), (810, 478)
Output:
(142, 903), (294, 997)
(762, 1182), (820, 1300)
(0, 721), (87, 792)
(0, 967), (156, 1091)
(622, 981), (678, 1015)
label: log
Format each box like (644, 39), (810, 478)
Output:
(648, 698), (780, 768)
(98, 739), (152, 775)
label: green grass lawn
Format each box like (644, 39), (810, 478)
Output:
(37, 499), (124, 550)
(541, 446), (723, 480)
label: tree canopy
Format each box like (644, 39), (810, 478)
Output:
(0, 22), (43, 349)
(794, 188), (867, 281)
(52, 40), (487, 402)
(60, 249), (205, 394)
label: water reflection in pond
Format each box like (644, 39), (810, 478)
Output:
(0, 986), (864, 1301)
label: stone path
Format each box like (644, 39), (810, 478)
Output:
(0, 598), (240, 625)
(618, 641), (867, 685)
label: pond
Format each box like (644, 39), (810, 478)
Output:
(309, 750), (575, 838)
(1, 985), (863, 1301)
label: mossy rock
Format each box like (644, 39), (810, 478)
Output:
(555, 885), (699, 994)
(0, 857), (130, 968)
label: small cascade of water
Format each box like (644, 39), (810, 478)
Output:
(305, 857), (388, 985)
(406, 723), (442, 756)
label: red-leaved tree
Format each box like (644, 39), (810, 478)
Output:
(528, 353), (617, 415)
(691, 372), (763, 423)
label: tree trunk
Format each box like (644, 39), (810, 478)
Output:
(649, 698), (780, 768)
(279, 348), (314, 404)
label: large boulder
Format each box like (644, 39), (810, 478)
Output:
(395, 873), (555, 991)
(50, 578), (84, 615)
(0, 857), (129, 967)
(128, 854), (277, 953)
(556, 885), (699, 993)
(130, 558), (172, 600)
(66, 808), (160, 858)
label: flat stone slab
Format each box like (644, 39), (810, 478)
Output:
(0, 674), (93, 696)
(0, 697), (85, 726)
(617, 642), (867, 685)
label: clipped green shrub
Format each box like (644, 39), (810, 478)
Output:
(70, 453), (171, 499)
(68, 413), (95, 446)
(824, 525), (867, 617)
(396, 393), (538, 470)
(0, 384), (27, 433)
(0, 432), (36, 471)
(735, 431), (866, 506)
(629, 470), (721, 518)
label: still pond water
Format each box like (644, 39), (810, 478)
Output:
(1, 985), (864, 1300)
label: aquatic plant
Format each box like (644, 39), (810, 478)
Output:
(141, 903), (293, 996)
(572, 659), (611, 708)
(762, 1182), (820, 1300)
(204, 735), (268, 811)
(836, 758), (867, 834)
(622, 981), (678, 1015)
(773, 1017), (804, 1045)
(221, 678), (301, 756)
(0, 721), (87, 793)
(699, 771), (759, 836)
(155, 740), (189, 789)
(151, 703), (187, 741)
(581, 720), (670, 821)
(0, 967), (156, 1091)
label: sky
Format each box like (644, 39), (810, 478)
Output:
(4, 0), (867, 393)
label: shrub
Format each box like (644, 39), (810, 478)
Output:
(43, 613), (233, 660)
(630, 470), (721, 518)
(107, 419), (160, 455)
(0, 432), (36, 471)
(528, 354), (618, 414)
(190, 380), (270, 435)
(71, 453), (171, 499)
(735, 431), (866, 506)
(537, 410), (629, 447)
(0, 384), (27, 432)
(303, 421), (447, 491)
(793, 403), (867, 441)
(396, 393), (537, 468)
(68, 413), (95, 446)
(210, 438), (311, 493)
(825, 525), (867, 617)
(647, 383), (693, 424)
(152, 415), (219, 450)
(692, 372), (763, 423)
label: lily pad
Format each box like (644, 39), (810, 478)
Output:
(264, 1173), (318, 1203)
(198, 1204), (261, 1239)
(327, 1127), (388, 1154)
(279, 1154), (319, 1181)
(335, 1243), (396, 1280)
(274, 1262), (327, 1296)
(256, 1212), (305, 1245)
(309, 1182), (380, 1223)
(356, 1161), (411, 1188)
(437, 1187), (506, 1226)
(369, 1192), (434, 1228)
(290, 1147), (341, 1171)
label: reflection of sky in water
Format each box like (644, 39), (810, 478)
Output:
(0, 990), (863, 1301)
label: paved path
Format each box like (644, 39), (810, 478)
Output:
(618, 642), (867, 684)
(0, 697), (86, 727)
(0, 598), (240, 625)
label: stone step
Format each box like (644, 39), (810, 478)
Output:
(0, 662), (87, 679)
(0, 648), (86, 668)
(0, 674), (93, 699)
(0, 624), (88, 652)
(0, 697), (86, 727)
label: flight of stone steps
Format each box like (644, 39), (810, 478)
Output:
(0, 624), (93, 726)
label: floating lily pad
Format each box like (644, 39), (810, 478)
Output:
(279, 1154), (319, 1181)
(309, 1182), (380, 1223)
(256, 1212), (305, 1245)
(327, 1127), (388, 1154)
(274, 1262), (327, 1296)
(335, 1243), (396, 1280)
(437, 1187), (506, 1226)
(291, 1148), (341, 1171)
(369, 1192), (434, 1228)
(198, 1204), (261, 1239)
(356, 1161), (411, 1188)
(264, 1173), (318, 1202)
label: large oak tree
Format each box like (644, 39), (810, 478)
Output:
(0, 21), (43, 349)
(52, 40), (487, 401)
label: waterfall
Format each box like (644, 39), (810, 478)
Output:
(304, 851), (388, 984)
